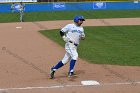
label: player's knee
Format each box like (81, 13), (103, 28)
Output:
(62, 60), (68, 65)
(72, 54), (78, 60)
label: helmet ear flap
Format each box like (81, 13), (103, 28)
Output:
(74, 17), (79, 23)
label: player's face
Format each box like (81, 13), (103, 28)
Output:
(77, 20), (84, 26)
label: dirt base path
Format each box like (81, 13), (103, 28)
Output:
(0, 18), (140, 93)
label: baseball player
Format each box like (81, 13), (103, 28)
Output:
(19, 2), (25, 22)
(50, 15), (85, 79)
(11, 3), (15, 13)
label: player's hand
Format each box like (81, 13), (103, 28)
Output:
(62, 36), (69, 42)
(81, 35), (85, 40)
(81, 37), (85, 40)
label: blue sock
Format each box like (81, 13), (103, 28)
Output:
(69, 59), (76, 73)
(52, 61), (64, 71)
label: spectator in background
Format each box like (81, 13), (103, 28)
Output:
(11, 3), (15, 13)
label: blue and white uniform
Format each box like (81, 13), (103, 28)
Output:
(50, 15), (85, 78)
(19, 3), (25, 22)
(61, 23), (85, 64)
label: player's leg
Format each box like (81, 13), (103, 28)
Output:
(66, 43), (78, 77)
(20, 12), (22, 22)
(50, 53), (70, 79)
(51, 52), (71, 71)
(20, 12), (24, 22)
(69, 50), (78, 77)
(21, 13), (23, 22)
(22, 12), (24, 22)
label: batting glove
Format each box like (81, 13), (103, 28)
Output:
(62, 36), (69, 42)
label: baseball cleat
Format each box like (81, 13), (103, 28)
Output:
(68, 72), (76, 77)
(50, 68), (55, 79)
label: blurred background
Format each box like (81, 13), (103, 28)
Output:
(37, 0), (138, 2)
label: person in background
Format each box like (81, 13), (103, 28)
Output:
(11, 3), (15, 13)
(19, 2), (25, 22)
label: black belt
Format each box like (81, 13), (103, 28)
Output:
(69, 41), (78, 46)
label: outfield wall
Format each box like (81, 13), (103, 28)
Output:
(0, 2), (140, 12)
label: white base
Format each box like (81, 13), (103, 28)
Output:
(16, 26), (22, 29)
(81, 80), (100, 85)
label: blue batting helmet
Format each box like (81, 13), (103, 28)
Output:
(74, 15), (85, 23)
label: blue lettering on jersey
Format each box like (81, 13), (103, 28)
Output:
(72, 30), (82, 34)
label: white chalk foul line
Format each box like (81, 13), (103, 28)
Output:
(102, 82), (140, 86)
(0, 81), (140, 91)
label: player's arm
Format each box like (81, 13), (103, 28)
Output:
(81, 34), (85, 40)
(60, 30), (65, 37)
(60, 31), (69, 42)
(80, 31), (85, 40)
(60, 30), (78, 46)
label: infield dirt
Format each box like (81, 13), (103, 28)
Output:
(0, 18), (140, 93)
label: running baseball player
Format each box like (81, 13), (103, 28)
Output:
(50, 15), (85, 79)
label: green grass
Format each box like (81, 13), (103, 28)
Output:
(39, 26), (140, 66)
(0, 10), (140, 23)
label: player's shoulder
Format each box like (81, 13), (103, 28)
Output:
(65, 23), (75, 27)
(67, 23), (74, 26)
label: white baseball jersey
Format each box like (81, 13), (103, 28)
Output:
(61, 23), (85, 44)
(61, 23), (85, 64)
(19, 4), (25, 12)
